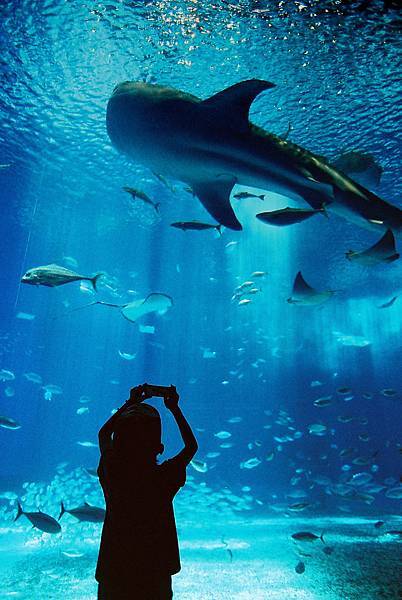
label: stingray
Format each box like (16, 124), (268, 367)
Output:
(346, 229), (399, 266)
(287, 272), (335, 306)
(64, 293), (173, 323)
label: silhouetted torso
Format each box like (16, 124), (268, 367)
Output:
(96, 450), (186, 586)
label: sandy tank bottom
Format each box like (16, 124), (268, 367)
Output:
(1, 515), (401, 599)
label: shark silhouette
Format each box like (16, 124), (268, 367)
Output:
(106, 79), (402, 234)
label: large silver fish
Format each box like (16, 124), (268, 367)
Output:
(58, 501), (105, 523)
(21, 264), (102, 290)
(106, 80), (402, 234)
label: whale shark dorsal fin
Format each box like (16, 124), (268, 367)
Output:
(192, 177), (242, 230)
(202, 80), (275, 130)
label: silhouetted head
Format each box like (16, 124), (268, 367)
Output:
(113, 403), (164, 464)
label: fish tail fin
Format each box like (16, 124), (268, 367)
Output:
(384, 253), (399, 263)
(259, 195), (265, 201)
(155, 202), (161, 213)
(345, 251), (354, 261)
(14, 501), (23, 521)
(58, 502), (66, 521)
(216, 224), (223, 236)
(91, 274), (102, 291)
(320, 532), (326, 544)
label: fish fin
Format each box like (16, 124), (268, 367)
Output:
(216, 224), (223, 236)
(368, 229), (397, 255)
(293, 271), (316, 295)
(14, 501), (23, 522)
(259, 195), (265, 201)
(58, 502), (66, 520)
(201, 79), (275, 131)
(384, 253), (399, 263)
(91, 273), (103, 291)
(192, 178), (242, 230)
(320, 532), (326, 544)
(154, 202), (161, 214)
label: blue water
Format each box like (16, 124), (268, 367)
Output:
(0, 1), (401, 598)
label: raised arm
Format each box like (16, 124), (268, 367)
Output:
(98, 384), (145, 454)
(164, 386), (198, 465)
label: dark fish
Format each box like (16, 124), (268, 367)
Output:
(58, 501), (105, 523)
(337, 387), (352, 395)
(346, 229), (399, 266)
(233, 191), (265, 200)
(295, 561), (305, 574)
(287, 271), (334, 306)
(15, 502), (61, 534)
(123, 187), (160, 213)
(21, 264), (102, 290)
(257, 206), (325, 226)
(292, 531), (325, 543)
(322, 546), (334, 555)
(0, 416), (21, 430)
(170, 221), (222, 234)
(378, 296), (398, 309)
(332, 150), (382, 188)
(374, 520), (385, 529)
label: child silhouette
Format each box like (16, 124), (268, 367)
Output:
(96, 384), (198, 599)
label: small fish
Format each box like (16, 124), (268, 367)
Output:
(313, 396), (332, 407)
(170, 220), (222, 234)
(250, 271), (267, 278)
(21, 264), (102, 290)
(233, 191), (265, 201)
(61, 549), (85, 558)
(4, 386), (14, 397)
(0, 416), (21, 430)
(240, 457), (261, 469)
(123, 186), (160, 213)
(227, 416), (242, 423)
(16, 311), (35, 320)
(0, 369), (15, 382)
(23, 372), (42, 384)
(15, 502), (61, 533)
(238, 299), (252, 306)
(291, 531), (325, 543)
(337, 387), (352, 395)
(322, 546), (334, 555)
(378, 296), (398, 309)
(77, 441), (97, 448)
(190, 459), (208, 473)
(214, 431), (232, 439)
(295, 561), (305, 574)
(76, 407), (89, 415)
(257, 206), (325, 226)
(385, 486), (402, 499)
(288, 502), (311, 512)
(58, 501), (105, 523)
(308, 423), (327, 436)
(118, 350), (137, 360)
(374, 520), (385, 529)
(346, 229), (399, 266)
(381, 388), (397, 397)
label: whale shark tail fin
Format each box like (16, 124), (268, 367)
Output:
(202, 79), (275, 131)
(192, 177), (242, 231)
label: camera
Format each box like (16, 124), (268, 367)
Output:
(143, 383), (172, 398)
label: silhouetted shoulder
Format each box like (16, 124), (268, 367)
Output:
(158, 454), (187, 497)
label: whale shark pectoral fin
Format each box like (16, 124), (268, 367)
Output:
(201, 80), (275, 131)
(192, 177), (242, 230)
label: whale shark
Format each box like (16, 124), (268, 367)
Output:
(106, 79), (402, 233)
